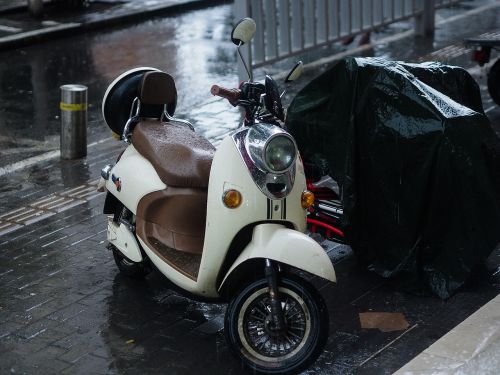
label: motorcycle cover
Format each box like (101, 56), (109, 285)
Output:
(287, 57), (500, 299)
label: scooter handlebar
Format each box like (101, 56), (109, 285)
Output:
(210, 85), (241, 106)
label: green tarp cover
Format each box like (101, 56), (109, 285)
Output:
(287, 57), (500, 298)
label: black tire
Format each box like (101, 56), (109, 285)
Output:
(488, 58), (500, 106)
(225, 275), (329, 375)
(112, 246), (151, 279)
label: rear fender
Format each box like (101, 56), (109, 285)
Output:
(107, 217), (142, 262)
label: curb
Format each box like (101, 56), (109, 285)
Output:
(0, 0), (227, 51)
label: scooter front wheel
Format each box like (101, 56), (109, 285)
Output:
(225, 276), (328, 375)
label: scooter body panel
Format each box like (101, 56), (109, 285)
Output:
(105, 145), (166, 215)
(107, 217), (143, 262)
(107, 132), (312, 298)
(105, 127), (323, 299)
(219, 223), (336, 291)
(193, 131), (309, 297)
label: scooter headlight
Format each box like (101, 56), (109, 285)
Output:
(264, 135), (297, 173)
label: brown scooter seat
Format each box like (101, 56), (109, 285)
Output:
(131, 121), (215, 188)
(131, 71), (213, 272)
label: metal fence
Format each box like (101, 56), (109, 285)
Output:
(234, 0), (460, 80)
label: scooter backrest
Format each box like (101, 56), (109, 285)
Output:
(139, 71), (177, 107)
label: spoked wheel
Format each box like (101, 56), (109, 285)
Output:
(111, 245), (151, 279)
(225, 276), (328, 375)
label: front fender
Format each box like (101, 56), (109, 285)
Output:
(219, 224), (336, 291)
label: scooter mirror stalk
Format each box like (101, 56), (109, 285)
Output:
(285, 61), (304, 83)
(232, 18), (256, 82)
(281, 61), (304, 98)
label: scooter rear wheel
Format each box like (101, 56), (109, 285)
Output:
(111, 245), (151, 279)
(224, 275), (328, 375)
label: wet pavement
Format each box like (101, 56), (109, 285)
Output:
(0, 172), (498, 374)
(0, 2), (239, 168)
(1, 0), (500, 170)
(1, 0), (500, 374)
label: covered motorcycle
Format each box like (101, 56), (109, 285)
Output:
(287, 57), (500, 299)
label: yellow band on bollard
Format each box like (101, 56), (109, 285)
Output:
(60, 102), (87, 111)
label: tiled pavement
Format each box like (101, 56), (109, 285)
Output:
(0, 139), (498, 374)
(1, 1), (500, 374)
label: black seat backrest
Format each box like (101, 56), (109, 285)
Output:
(133, 71), (177, 120)
(139, 71), (177, 106)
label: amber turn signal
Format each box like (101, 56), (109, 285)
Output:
(223, 189), (242, 208)
(301, 190), (315, 209)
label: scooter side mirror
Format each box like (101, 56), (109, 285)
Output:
(231, 18), (256, 46)
(285, 61), (304, 83)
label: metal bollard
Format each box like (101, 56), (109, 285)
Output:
(60, 84), (88, 159)
(27, 0), (43, 17)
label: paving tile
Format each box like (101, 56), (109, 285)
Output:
(193, 316), (224, 335)
(9, 345), (71, 373)
(421, 308), (500, 363)
(0, 3), (499, 374)
(395, 352), (465, 374)
(59, 353), (114, 375)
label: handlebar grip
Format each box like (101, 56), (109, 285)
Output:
(210, 85), (241, 106)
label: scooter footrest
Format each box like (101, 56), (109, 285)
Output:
(148, 237), (201, 281)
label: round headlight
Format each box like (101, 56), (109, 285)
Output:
(264, 135), (296, 172)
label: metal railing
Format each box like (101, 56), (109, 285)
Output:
(234, 0), (460, 81)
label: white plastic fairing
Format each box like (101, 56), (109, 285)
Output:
(107, 217), (142, 262)
(219, 223), (336, 291)
(105, 145), (166, 214)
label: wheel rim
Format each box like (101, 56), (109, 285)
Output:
(114, 250), (136, 267)
(121, 258), (135, 266)
(237, 286), (312, 364)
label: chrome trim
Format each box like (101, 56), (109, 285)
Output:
(122, 97), (141, 144)
(122, 99), (194, 145)
(232, 124), (296, 200)
(317, 201), (344, 216)
(245, 123), (297, 174)
(101, 164), (113, 180)
(162, 110), (195, 131)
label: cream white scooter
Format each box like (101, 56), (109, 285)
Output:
(99, 18), (336, 375)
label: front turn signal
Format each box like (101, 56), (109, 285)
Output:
(223, 189), (242, 208)
(301, 190), (315, 209)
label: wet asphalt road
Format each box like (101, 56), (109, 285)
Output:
(1, 1), (500, 374)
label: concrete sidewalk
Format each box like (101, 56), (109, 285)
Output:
(395, 294), (500, 374)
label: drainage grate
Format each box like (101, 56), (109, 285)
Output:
(0, 179), (103, 237)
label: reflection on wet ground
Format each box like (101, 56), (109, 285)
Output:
(1, 1), (500, 168)
(0, 184), (497, 374)
(0, 3), (500, 372)
(0, 4), (239, 166)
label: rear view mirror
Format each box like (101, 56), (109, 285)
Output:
(285, 61), (304, 83)
(231, 18), (256, 46)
